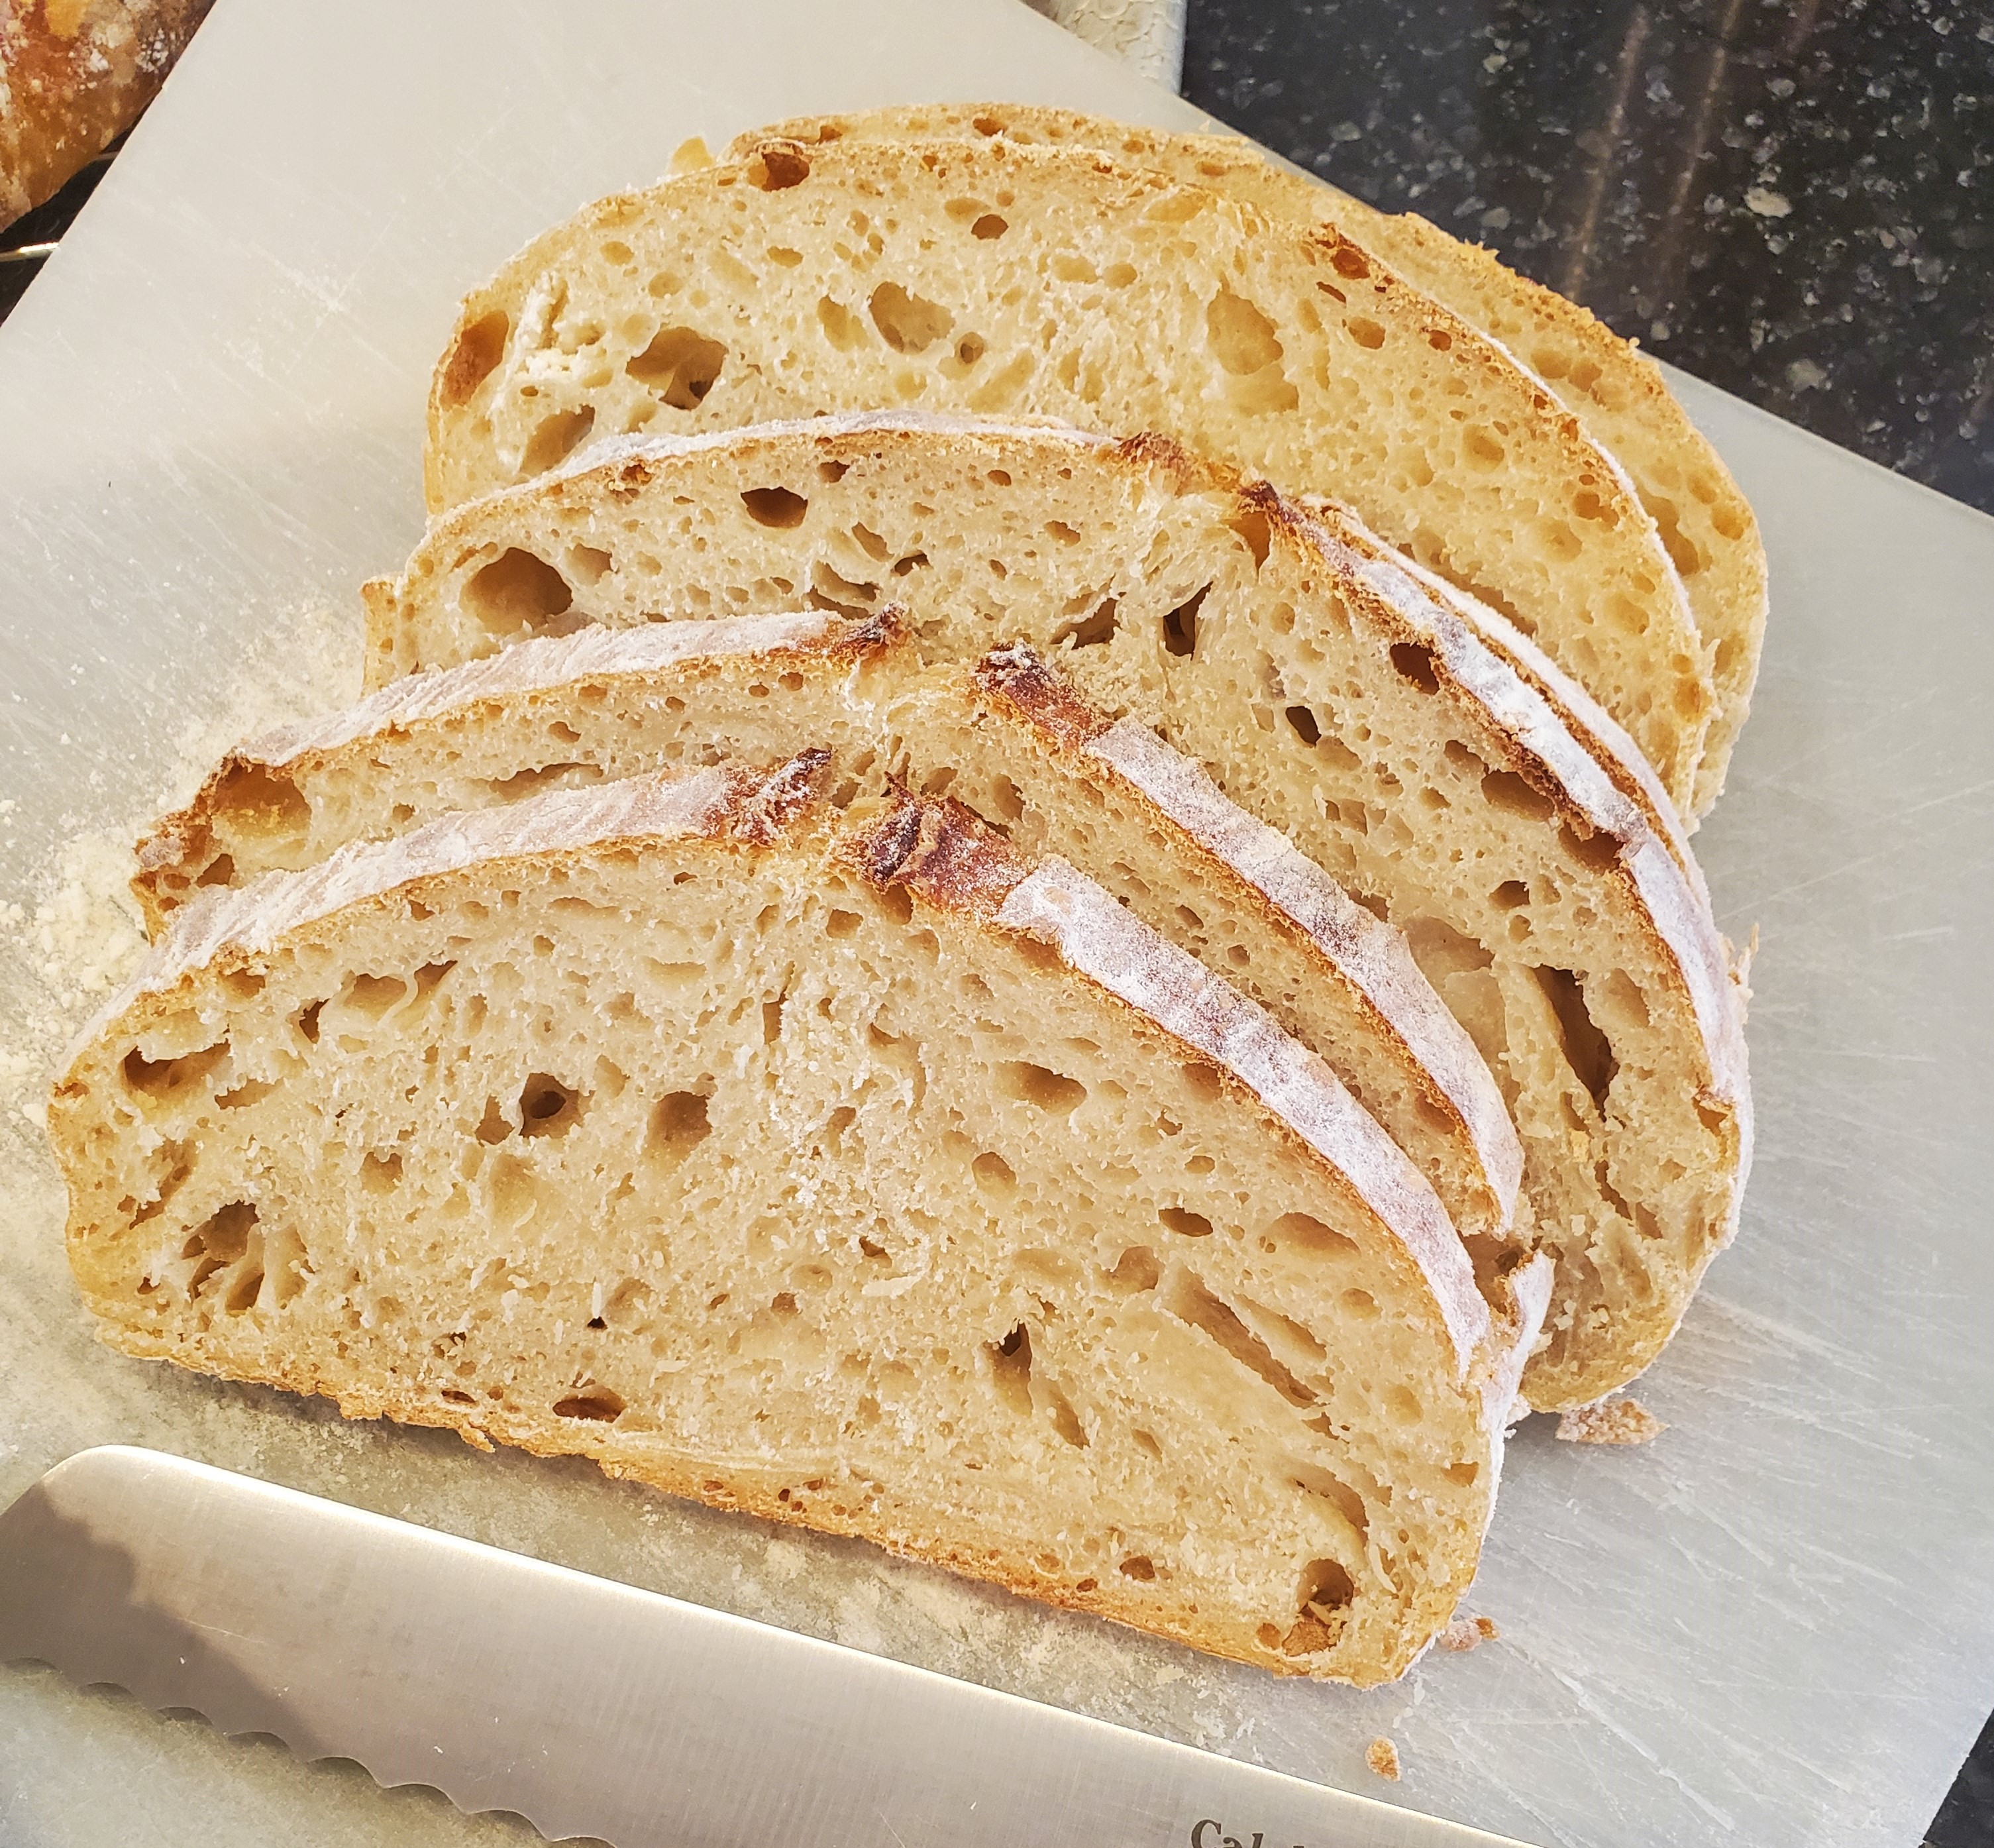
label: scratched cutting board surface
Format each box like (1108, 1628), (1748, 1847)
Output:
(1, 4), (1991, 1845)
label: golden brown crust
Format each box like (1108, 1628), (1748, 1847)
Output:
(0, 0), (211, 228)
(848, 788), (1032, 921)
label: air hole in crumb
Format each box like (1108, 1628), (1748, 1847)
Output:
(463, 549), (575, 640)
(123, 1040), (229, 1101)
(741, 485), (808, 528)
(519, 1073), (584, 1138)
(825, 909), (861, 939)
(1534, 967), (1618, 1112)
(1228, 510), (1272, 567)
(1159, 1207), (1214, 1239)
(1053, 598), (1117, 649)
(1281, 1558), (1355, 1655)
(747, 146), (811, 189)
(1045, 1382), (1088, 1448)
(361, 1150), (403, 1193)
(1492, 880), (1530, 910)
(211, 762), (309, 840)
(341, 972), (407, 1020)
(1165, 1272), (1316, 1406)
(1389, 641), (1439, 693)
(1481, 769), (1556, 823)
(971, 213), (1009, 239)
(1162, 584), (1208, 656)
(439, 309), (509, 408)
(521, 405), (596, 475)
(1345, 317), (1387, 349)
(987, 1323), (1034, 1415)
(972, 1151), (1016, 1193)
(1206, 288), (1285, 374)
(645, 1090), (711, 1168)
(1118, 1555), (1157, 1582)
(554, 1389), (625, 1423)
(998, 1061), (1086, 1114)
(1106, 1245), (1161, 1293)
(1268, 1211), (1358, 1258)
(1285, 704), (1321, 745)
(868, 281), (954, 353)
(626, 326), (727, 408)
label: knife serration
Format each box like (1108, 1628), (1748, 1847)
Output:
(0, 1448), (1536, 1847)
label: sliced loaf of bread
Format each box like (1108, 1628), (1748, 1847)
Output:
(52, 759), (1549, 1686)
(131, 610), (1522, 1253)
(362, 413), (1750, 1409)
(423, 134), (1712, 811)
(735, 103), (1767, 812)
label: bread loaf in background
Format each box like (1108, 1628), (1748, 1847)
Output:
(1, 0), (211, 229)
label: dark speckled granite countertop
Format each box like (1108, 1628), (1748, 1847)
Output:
(1184, 0), (1994, 517)
(1181, 5), (1993, 1841)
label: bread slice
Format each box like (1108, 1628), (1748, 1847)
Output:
(733, 104), (1766, 812)
(51, 759), (1551, 1686)
(423, 133), (1714, 812)
(363, 413), (1750, 1409)
(132, 610), (1521, 1254)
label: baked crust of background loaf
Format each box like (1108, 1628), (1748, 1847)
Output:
(52, 760), (1549, 1686)
(738, 104), (1767, 814)
(423, 133), (1712, 812)
(132, 608), (1522, 1255)
(364, 411), (1750, 1409)
(0, 0), (211, 229)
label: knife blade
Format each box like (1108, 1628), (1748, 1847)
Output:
(0, 1447), (1536, 1847)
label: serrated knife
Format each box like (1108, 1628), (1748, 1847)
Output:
(0, 1447), (1536, 1847)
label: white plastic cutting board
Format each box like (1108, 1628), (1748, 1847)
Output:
(2, 4), (1991, 1845)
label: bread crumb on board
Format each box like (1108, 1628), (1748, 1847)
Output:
(1366, 1736), (1402, 1780)
(1438, 1614), (1500, 1652)
(1557, 1396), (1666, 1445)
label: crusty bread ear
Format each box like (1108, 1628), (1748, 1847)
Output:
(422, 133), (1712, 812)
(130, 607), (1522, 1255)
(363, 412), (1750, 1410)
(735, 103), (1766, 814)
(52, 759), (1547, 1686)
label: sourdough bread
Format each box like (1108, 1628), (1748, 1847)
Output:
(52, 759), (1549, 1686)
(738, 103), (1767, 812)
(423, 134), (1713, 811)
(134, 610), (1521, 1252)
(363, 412), (1750, 1408)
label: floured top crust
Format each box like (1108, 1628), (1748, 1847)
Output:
(848, 792), (1492, 1372)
